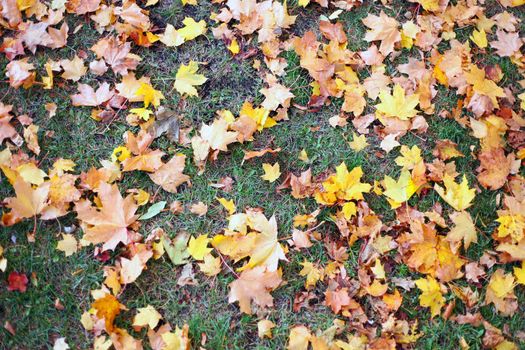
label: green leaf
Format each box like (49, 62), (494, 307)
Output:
(139, 201), (166, 220)
(162, 233), (190, 265)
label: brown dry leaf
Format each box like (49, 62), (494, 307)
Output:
(75, 182), (138, 251)
(71, 82), (115, 107)
(325, 288), (351, 314)
(6, 59), (35, 88)
(149, 154), (190, 193)
(60, 55), (87, 81)
(477, 148), (512, 190)
(362, 11), (400, 55)
(190, 202), (208, 216)
(200, 118), (238, 152)
(5, 177), (49, 221)
(446, 211), (477, 250)
(490, 30), (523, 57)
(228, 266), (282, 314)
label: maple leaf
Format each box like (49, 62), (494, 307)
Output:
(446, 211), (477, 250)
(91, 294), (123, 332)
(246, 215), (287, 270)
(133, 305), (162, 330)
(178, 17), (207, 41)
(287, 326), (311, 350)
(376, 84), (420, 120)
(75, 182), (138, 251)
(395, 145), (423, 170)
(71, 83), (115, 107)
(325, 288), (352, 314)
(314, 162), (371, 205)
(228, 266), (282, 314)
(56, 233), (79, 257)
(174, 61), (207, 97)
(160, 24), (185, 47)
(434, 174), (476, 211)
(162, 232), (190, 265)
(260, 82), (294, 111)
(6, 59), (35, 88)
(148, 154), (189, 193)
(348, 132), (368, 152)
(382, 170), (418, 208)
(239, 101), (275, 131)
(485, 269), (517, 316)
(261, 162), (281, 183)
(299, 260), (323, 289)
(490, 30), (523, 57)
(212, 212), (287, 271)
(187, 234), (212, 260)
(200, 118), (238, 151)
(514, 262), (525, 285)
(120, 254), (148, 284)
(7, 271), (28, 292)
(362, 11), (401, 56)
(5, 177), (49, 221)
(60, 55), (87, 81)
(217, 197), (236, 214)
(198, 254), (221, 276)
(470, 29), (488, 48)
(415, 276), (444, 317)
(135, 82), (164, 108)
(257, 320), (275, 339)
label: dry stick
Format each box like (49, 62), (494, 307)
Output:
(217, 250), (239, 279)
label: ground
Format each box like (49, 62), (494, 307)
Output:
(1, 0), (525, 349)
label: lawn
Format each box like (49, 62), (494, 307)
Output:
(1, 0), (525, 349)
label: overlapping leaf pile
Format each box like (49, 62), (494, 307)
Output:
(1, 0), (525, 348)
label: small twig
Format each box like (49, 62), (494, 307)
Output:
(217, 251), (239, 279)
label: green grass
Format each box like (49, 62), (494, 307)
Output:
(1, 0), (525, 349)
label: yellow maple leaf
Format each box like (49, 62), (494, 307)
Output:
(228, 38), (240, 55)
(129, 107), (153, 121)
(489, 269), (515, 299)
(111, 146), (131, 163)
(299, 260), (324, 289)
(178, 17), (207, 41)
(434, 174), (476, 211)
(217, 197), (236, 214)
(261, 163), (281, 183)
(376, 84), (420, 120)
(57, 233), (78, 257)
(349, 132), (368, 152)
(470, 29), (488, 48)
(174, 61), (207, 97)
(465, 65), (505, 108)
(417, 0), (440, 11)
(415, 276), (445, 317)
(132, 305), (162, 329)
(212, 212), (287, 272)
(395, 145), (423, 170)
(135, 83), (164, 108)
(198, 254), (221, 276)
(382, 170), (418, 208)
(187, 234), (212, 261)
(240, 101), (275, 131)
(514, 262), (525, 285)
(315, 162), (371, 205)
